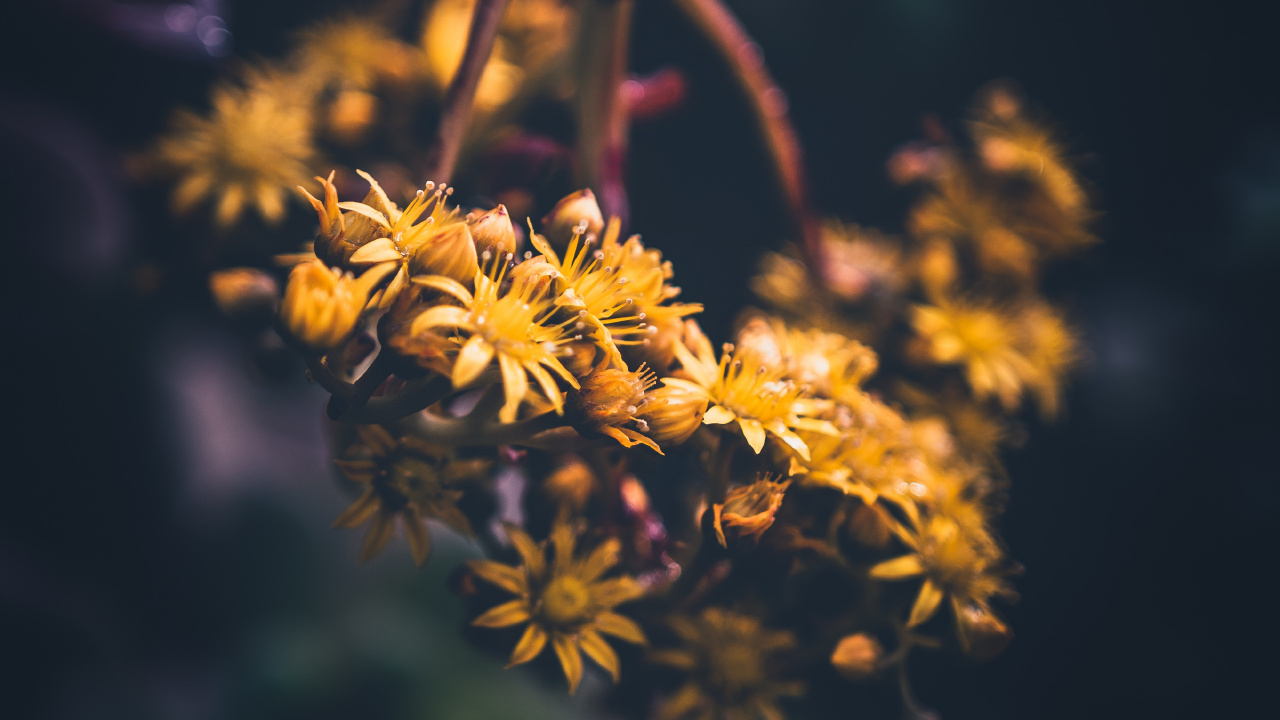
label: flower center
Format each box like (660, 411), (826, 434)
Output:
(541, 576), (592, 626)
(711, 642), (764, 691)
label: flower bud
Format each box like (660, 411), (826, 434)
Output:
(541, 189), (604, 250)
(623, 314), (685, 374)
(638, 381), (707, 446)
(468, 204), (520, 254)
(209, 267), (279, 326)
(509, 255), (560, 299)
(544, 456), (596, 514)
(280, 259), (394, 350)
(831, 633), (882, 680)
(712, 476), (790, 547)
(916, 238), (957, 300)
(409, 222), (479, 284)
(568, 366), (661, 453)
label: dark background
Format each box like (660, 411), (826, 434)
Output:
(3, 1), (1277, 718)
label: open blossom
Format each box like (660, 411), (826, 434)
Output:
(665, 320), (837, 460)
(409, 252), (579, 422)
(713, 476), (791, 547)
(469, 521), (647, 693)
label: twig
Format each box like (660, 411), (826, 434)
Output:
(425, 0), (510, 185)
(400, 408), (572, 447)
(668, 0), (823, 266)
(575, 0), (636, 224)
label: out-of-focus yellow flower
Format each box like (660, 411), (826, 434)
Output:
(569, 365), (663, 453)
(1016, 302), (1077, 419)
(665, 320), (837, 460)
(421, 0), (575, 113)
(279, 258), (394, 350)
(155, 67), (313, 227)
(869, 514), (1013, 641)
(830, 633), (882, 680)
(650, 607), (802, 720)
(737, 317), (878, 404)
(409, 253), (579, 422)
(712, 475), (790, 547)
(295, 17), (420, 91)
(543, 456), (596, 516)
(333, 426), (488, 565)
(911, 300), (1036, 412)
(209, 267), (279, 321)
(815, 221), (907, 302)
(750, 251), (813, 313)
(469, 521), (647, 693)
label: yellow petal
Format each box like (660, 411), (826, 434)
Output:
(410, 305), (469, 334)
(403, 513), (431, 566)
(907, 578), (945, 627)
(617, 427), (663, 455)
(738, 418), (766, 454)
(498, 353), (529, 423)
(411, 274), (474, 305)
(359, 513), (395, 562)
(869, 554), (925, 580)
(648, 649), (697, 670)
(713, 503), (727, 547)
(350, 237), (402, 264)
(577, 628), (620, 682)
(525, 360), (565, 414)
(337, 201), (391, 229)
(577, 538), (620, 583)
(591, 576), (645, 608)
(702, 405), (736, 425)
(766, 422), (810, 461)
(467, 559), (526, 594)
(506, 623), (547, 667)
(332, 490), (379, 529)
(378, 266), (409, 310)
(352, 261), (397, 299)
(594, 611), (646, 645)
(658, 682), (705, 720)
(505, 524), (546, 579)
(454, 336), (495, 388)
(473, 599), (531, 628)
(553, 632), (584, 694)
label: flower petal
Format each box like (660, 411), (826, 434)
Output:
(467, 559), (526, 594)
(498, 353), (529, 423)
(454, 335), (495, 389)
(504, 524), (546, 579)
(349, 237), (402, 264)
(702, 405), (736, 425)
(576, 538), (620, 583)
(337, 201), (391, 228)
(907, 578), (946, 627)
(506, 623), (547, 667)
(658, 682), (706, 720)
(552, 632), (584, 694)
(473, 599), (531, 628)
(403, 513), (431, 566)
(869, 554), (925, 580)
(591, 577), (645, 608)
(411, 274), (474, 305)
(738, 418), (767, 454)
(358, 513), (395, 563)
(594, 611), (646, 645)
(410, 305), (469, 334)
(332, 490), (379, 529)
(577, 628), (620, 683)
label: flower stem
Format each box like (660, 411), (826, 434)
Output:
(668, 0), (823, 265)
(575, 0), (635, 223)
(400, 408), (571, 446)
(425, 0), (510, 185)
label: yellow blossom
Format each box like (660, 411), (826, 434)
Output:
(650, 608), (803, 720)
(332, 426), (488, 565)
(713, 476), (790, 547)
(468, 521), (647, 693)
(409, 253), (580, 422)
(667, 320), (836, 460)
(279, 258), (394, 350)
(154, 67), (313, 227)
(569, 364), (663, 453)
(911, 299), (1037, 411)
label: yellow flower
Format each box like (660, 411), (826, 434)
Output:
(409, 253), (580, 422)
(569, 365), (663, 453)
(830, 633), (883, 680)
(712, 476), (790, 547)
(279, 258), (394, 350)
(666, 320), (836, 460)
(304, 170), (471, 308)
(530, 215), (701, 368)
(650, 608), (802, 720)
(814, 221), (907, 302)
(294, 16), (419, 91)
(333, 426), (488, 565)
(154, 67), (313, 227)
(468, 521), (647, 694)
(1016, 302), (1077, 419)
(638, 380), (709, 446)
(911, 299), (1037, 411)
(869, 514), (1014, 645)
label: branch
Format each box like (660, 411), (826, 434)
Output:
(426, 0), (510, 184)
(669, 0), (823, 266)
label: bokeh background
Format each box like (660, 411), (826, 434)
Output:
(3, 1), (1277, 718)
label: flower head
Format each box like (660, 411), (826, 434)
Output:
(713, 475), (791, 547)
(651, 608), (802, 720)
(154, 67), (313, 227)
(666, 320), (836, 460)
(569, 364), (663, 453)
(333, 426), (488, 565)
(468, 521), (647, 693)
(911, 299), (1036, 412)
(409, 252), (579, 422)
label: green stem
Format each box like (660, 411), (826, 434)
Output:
(400, 408), (570, 446)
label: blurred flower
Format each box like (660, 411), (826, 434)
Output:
(911, 299), (1036, 412)
(713, 475), (790, 547)
(469, 521), (647, 693)
(333, 426), (488, 565)
(153, 66), (313, 226)
(650, 608), (802, 720)
(830, 633), (882, 680)
(208, 267), (278, 323)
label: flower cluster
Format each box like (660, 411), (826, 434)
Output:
(148, 2), (1097, 717)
